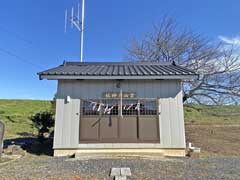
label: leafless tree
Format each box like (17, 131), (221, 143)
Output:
(126, 16), (240, 104)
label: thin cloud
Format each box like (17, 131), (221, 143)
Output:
(219, 35), (240, 46)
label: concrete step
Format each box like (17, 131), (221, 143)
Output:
(74, 152), (164, 160)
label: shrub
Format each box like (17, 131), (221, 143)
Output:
(30, 112), (54, 143)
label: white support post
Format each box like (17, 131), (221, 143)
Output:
(80, 0), (85, 62)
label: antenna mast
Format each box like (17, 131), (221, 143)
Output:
(65, 0), (85, 62)
(80, 0), (85, 63)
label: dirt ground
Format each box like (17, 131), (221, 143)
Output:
(185, 124), (240, 157)
(0, 125), (239, 180)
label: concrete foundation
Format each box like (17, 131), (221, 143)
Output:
(54, 148), (186, 157)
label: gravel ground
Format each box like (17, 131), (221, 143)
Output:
(0, 155), (239, 180)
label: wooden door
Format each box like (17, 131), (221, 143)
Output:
(99, 116), (118, 141)
(119, 99), (138, 141)
(119, 116), (138, 141)
(138, 100), (159, 142)
(80, 116), (99, 141)
(79, 101), (100, 142)
(99, 100), (119, 141)
(79, 99), (159, 143)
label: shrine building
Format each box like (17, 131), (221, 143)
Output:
(38, 61), (198, 157)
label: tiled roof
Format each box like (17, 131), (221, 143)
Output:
(38, 61), (198, 80)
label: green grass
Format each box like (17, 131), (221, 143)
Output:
(0, 99), (52, 138)
(184, 104), (240, 125)
(0, 99), (240, 139)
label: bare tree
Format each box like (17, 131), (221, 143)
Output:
(126, 16), (240, 104)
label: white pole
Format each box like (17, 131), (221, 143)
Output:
(64, 9), (68, 33)
(71, 7), (74, 28)
(80, 0), (85, 62)
(78, 2), (80, 20)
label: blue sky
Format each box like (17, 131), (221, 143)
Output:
(0, 0), (239, 100)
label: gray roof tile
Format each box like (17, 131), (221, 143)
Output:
(38, 61), (198, 79)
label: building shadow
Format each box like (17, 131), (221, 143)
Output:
(4, 135), (53, 156)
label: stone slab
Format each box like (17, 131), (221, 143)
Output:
(110, 168), (121, 176)
(120, 168), (132, 176)
(115, 176), (127, 180)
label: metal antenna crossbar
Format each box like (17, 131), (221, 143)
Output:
(65, 0), (85, 62)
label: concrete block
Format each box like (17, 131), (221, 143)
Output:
(121, 168), (131, 176)
(115, 176), (126, 180)
(110, 168), (121, 177)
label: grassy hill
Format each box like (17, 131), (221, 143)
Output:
(0, 99), (240, 138)
(184, 104), (240, 125)
(0, 99), (52, 138)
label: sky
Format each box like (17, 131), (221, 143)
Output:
(0, 0), (239, 100)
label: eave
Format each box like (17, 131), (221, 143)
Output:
(39, 74), (199, 80)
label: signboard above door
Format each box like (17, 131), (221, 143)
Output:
(103, 92), (136, 99)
